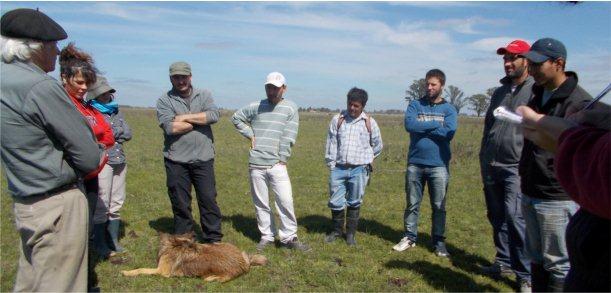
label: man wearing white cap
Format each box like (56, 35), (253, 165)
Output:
(232, 72), (310, 251)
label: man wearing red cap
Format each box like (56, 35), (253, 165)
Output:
(479, 40), (533, 292)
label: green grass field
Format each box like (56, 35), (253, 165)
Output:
(1, 109), (518, 292)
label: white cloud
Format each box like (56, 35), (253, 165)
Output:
(469, 37), (533, 52)
(389, 2), (482, 9)
(89, 2), (193, 21)
(437, 17), (510, 35)
(11, 2), (606, 110)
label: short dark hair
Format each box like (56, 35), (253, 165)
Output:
(425, 69), (446, 86)
(347, 87), (368, 107)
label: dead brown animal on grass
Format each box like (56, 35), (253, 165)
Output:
(121, 233), (267, 282)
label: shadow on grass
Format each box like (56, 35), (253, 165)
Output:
(148, 217), (205, 241)
(385, 260), (500, 292)
(407, 232), (515, 289)
(300, 214), (515, 288)
(118, 220), (130, 240)
(299, 214), (330, 234)
(224, 214), (259, 242)
(299, 214), (404, 242)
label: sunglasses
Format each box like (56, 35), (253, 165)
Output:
(503, 55), (525, 62)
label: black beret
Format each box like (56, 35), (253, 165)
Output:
(1, 8), (67, 41)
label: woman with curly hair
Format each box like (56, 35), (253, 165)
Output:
(59, 42), (115, 290)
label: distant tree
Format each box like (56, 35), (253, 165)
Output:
(405, 78), (427, 102)
(468, 94), (491, 117)
(444, 85), (467, 114)
(486, 87), (498, 99)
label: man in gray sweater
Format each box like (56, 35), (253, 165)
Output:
(1, 8), (106, 291)
(156, 62), (223, 242)
(479, 40), (533, 293)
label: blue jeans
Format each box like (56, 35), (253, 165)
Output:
(403, 164), (449, 244)
(328, 165), (369, 210)
(522, 195), (577, 281)
(482, 165), (530, 281)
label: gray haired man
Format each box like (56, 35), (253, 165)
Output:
(1, 8), (106, 292)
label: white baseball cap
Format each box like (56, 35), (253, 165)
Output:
(265, 72), (286, 87)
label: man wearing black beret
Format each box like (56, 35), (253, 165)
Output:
(1, 8), (106, 292)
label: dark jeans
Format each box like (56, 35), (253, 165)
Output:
(164, 158), (223, 242)
(481, 165), (530, 281)
(84, 178), (99, 239)
(84, 178), (99, 289)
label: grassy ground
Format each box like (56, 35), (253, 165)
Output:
(1, 109), (518, 291)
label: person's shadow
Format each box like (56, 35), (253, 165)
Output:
(299, 214), (404, 242)
(148, 217), (205, 241)
(385, 260), (500, 291)
(300, 214), (516, 289)
(224, 214), (259, 242)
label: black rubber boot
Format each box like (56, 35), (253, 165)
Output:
(325, 209), (345, 243)
(345, 207), (360, 246)
(93, 223), (112, 259)
(107, 219), (125, 253)
(531, 263), (550, 292)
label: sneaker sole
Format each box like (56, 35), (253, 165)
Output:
(392, 245), (415, 252)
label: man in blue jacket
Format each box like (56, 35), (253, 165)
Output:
(393, 69), (457, 257)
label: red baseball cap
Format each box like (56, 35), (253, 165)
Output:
(497, 40), (530, 55)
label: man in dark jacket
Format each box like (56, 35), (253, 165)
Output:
(519, 38), (592, 292)
(479, 40), (533, 292)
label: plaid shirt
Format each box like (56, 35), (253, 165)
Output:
(325, 111), (383, 168)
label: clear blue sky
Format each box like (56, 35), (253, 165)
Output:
(2, 1), (610, 110)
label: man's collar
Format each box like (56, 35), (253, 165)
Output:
(340, 110), (367, 121)
(171, 86), (194, 99)
(422, 96), (446, 105)
(11, 60), (47, 75)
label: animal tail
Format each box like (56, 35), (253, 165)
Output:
(121, 268), (160, 277)
(249, 254), (268, 267)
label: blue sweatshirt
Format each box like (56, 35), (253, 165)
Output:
(404, 97), (457, 167)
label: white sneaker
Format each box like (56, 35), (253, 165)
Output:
(392, 237), (416, 252)
(519, 279), (532, 293)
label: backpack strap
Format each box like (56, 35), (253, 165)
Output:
(337, 112), (373, 146)
(363, 114), (372, 134)
(336, 113), (346, 130)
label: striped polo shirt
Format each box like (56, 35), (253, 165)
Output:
(231, 99), (299, 167)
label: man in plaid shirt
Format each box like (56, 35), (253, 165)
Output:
(324, 87), (383, 246)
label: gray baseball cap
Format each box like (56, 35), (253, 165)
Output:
(87, 76), (115, 101)
(169, 61), (191, 76)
